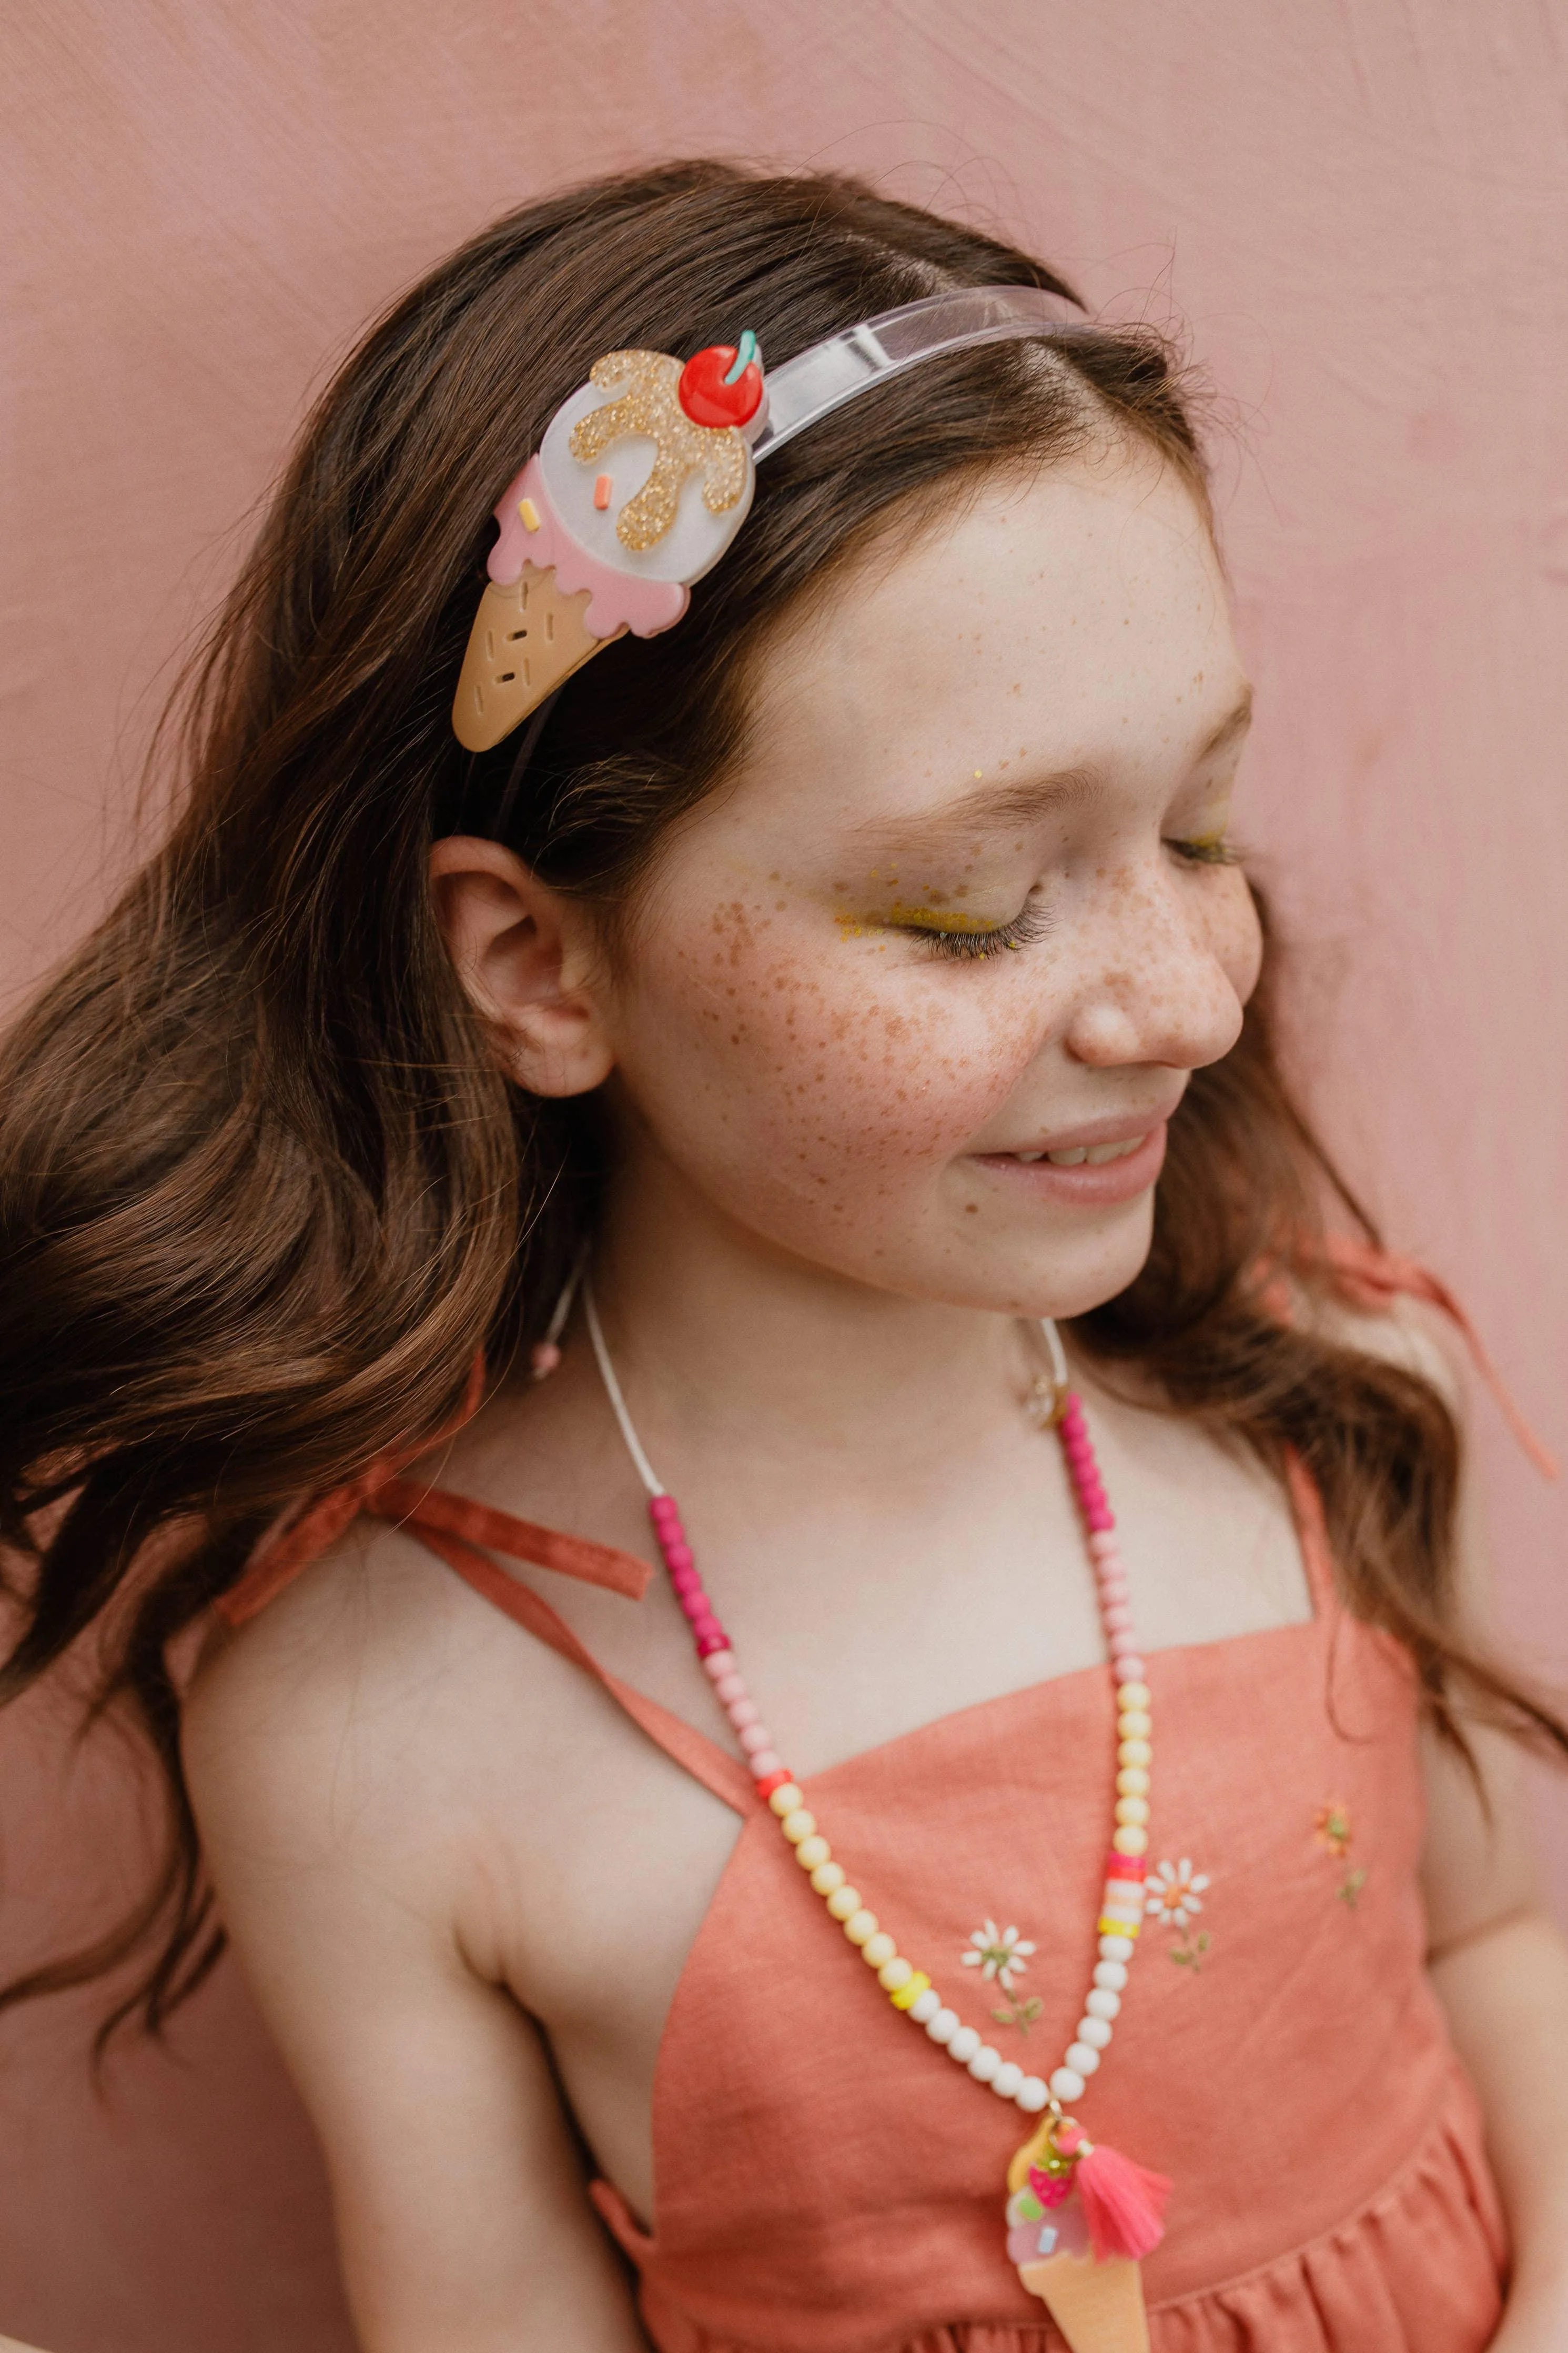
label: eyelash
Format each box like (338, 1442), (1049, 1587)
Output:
(1167, 835), (1240, 867)
(903, 896), (1054, 962)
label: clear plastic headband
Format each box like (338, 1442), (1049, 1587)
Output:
(750, 284), (1088, 461)
(453, 282), (1091, 768)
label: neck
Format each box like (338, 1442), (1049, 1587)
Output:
(592, 1140), (1036, 1476)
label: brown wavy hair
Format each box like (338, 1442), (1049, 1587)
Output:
(0, 159), (1561, 2050)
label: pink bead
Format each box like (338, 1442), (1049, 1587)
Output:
(650, 1495), (680, 1524)
(1088, 1532), (1119, 1560)
(1113, 1655), (1147, 1683)
(750, 1749), (784, 1779)
(701, 1650), (735, 1681)
(670, 1566), (701, 1596)
(1108, 1630), (1139, 1658)
(695, 1631), (729, 1658)
(679, 1588), (710, 1616)
(692, 1614), (724, 1643)
(738, 1723), (773, 1755)
(727, 1698), (761, 1729)
(714, 1672), (746, 1704)
(663, 1543), (695, 1573)
(1096, 1575), (1129, 1604)
(1102, 1602), (1133, 1633)
(1086, 1504), (1115, 1532)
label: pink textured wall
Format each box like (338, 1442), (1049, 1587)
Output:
(3, 5), (1565, 2346)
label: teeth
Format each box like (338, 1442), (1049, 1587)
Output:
(1015, 1134), (1147, 1169)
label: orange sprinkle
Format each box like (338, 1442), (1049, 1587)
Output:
(594, 473), (613, 510)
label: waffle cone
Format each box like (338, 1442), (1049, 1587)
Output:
(1017, 2252), (1149, 2353)
(452, 564), (621, 752)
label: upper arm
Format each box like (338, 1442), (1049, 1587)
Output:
(184, 1545), (645, 2353)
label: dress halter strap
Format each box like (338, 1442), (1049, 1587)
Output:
(219, 1452), (755, 1818)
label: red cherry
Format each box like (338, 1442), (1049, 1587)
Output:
(678, 344), (764, 429)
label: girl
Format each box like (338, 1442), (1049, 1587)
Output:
(2, 160), (1566, 2353)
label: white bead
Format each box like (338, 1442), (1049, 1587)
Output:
(926, 2007), (959, 2045)
(1065, 2041), (1101, 2076)
(991, 2060), (1024, 2099)
(781, 1808), (816, 1843)
(794, 1835), (830, 1870)
(768, 1783), (804, 1816)
(1076, 2015), (1112, 2049)
(1116, 1767), (1150, 1796)
(967, 2045), (1001, 2083)
(861, 1932), (897, 1969)
(1114, 1797), (1150, 1827)
(1050, 2066), (1086, 2103)
(947, 2025), (981, 2064)
(909, 1989), (942, 2024)
(1093, 1960), (1129, 1992)
(810, 1861), (845, 1894)
(1085, 1986), (1121, 2019)
(878, 1956), (914, 1991)
(1099, 1934), (1134, 1962)
(1016, 2075), (1049, 2113)
(826, 1885), (862, 1920)
(1117, 1681), (1151, 1710)
(1117, 1738), (1152, 1767)
(1117, 1710), (1152, 1739)
(843, 1909), (879, 1946)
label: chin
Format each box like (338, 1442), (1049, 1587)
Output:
(974, 1196), (1158, 1323)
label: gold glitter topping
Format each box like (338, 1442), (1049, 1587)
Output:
(570, 350), (748, 552)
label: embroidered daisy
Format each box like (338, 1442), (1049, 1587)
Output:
(962, 1919), (1036, 1992)
(1146, 1858), (1209, 1928)
(1314, 1802), (1352, 1858)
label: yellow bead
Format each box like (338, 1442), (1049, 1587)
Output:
(843, 1909), (879, 1946)
(781, 1808), (816, 1844)
(1118, 1738), (1152, 1768)
(768, 1783), (804, 1817)
(1114, 1797), (1150, 1826)
(1117, 1710), (1152, 1740)
(878, 1956), (914, 1991)
(1112, 1825), (1149, 1856)
(826, 1884), (862, 1921)
(861, 1932), (897, 1968)
(1116, 1766), (1150, 1796)
(795, 1835), (830, 1871)
(889, 1969), (932, 2009)
(810, 1861), (845, 1895)
(1098, 1915), (1141, 1939)
(1117, 1681), (1151, 1711)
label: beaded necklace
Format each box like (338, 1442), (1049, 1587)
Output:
(578, 1281), (1172, 2353)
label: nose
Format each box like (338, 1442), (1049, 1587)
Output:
(1060, 864), (1250, 1075)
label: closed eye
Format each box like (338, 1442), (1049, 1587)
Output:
(891, 894), (1052, 961)
(1166, 834), (1241, 867)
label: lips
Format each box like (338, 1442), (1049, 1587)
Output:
(970, 1121), (1169, 1206)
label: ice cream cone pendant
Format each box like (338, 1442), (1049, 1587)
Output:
(1005, 2117), (1164, 2353)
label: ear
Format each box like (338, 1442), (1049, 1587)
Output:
(429, 836), (615, 1097)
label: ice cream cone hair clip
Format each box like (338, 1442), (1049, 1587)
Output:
(452, 286), (1087, 753)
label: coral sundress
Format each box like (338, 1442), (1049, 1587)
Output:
(223, 1251), (1513, 2352)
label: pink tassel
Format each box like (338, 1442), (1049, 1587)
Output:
(1073, 2138), (1171, 2261)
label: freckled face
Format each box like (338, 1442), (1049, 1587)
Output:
(598, 443), (1263, 1318)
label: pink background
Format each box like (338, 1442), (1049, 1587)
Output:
(3, 4), (1565, 2346)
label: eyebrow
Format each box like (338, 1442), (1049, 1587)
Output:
(848, 687), (1256, 865)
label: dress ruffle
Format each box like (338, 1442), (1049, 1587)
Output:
(628, 2087), (1506, 2353)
